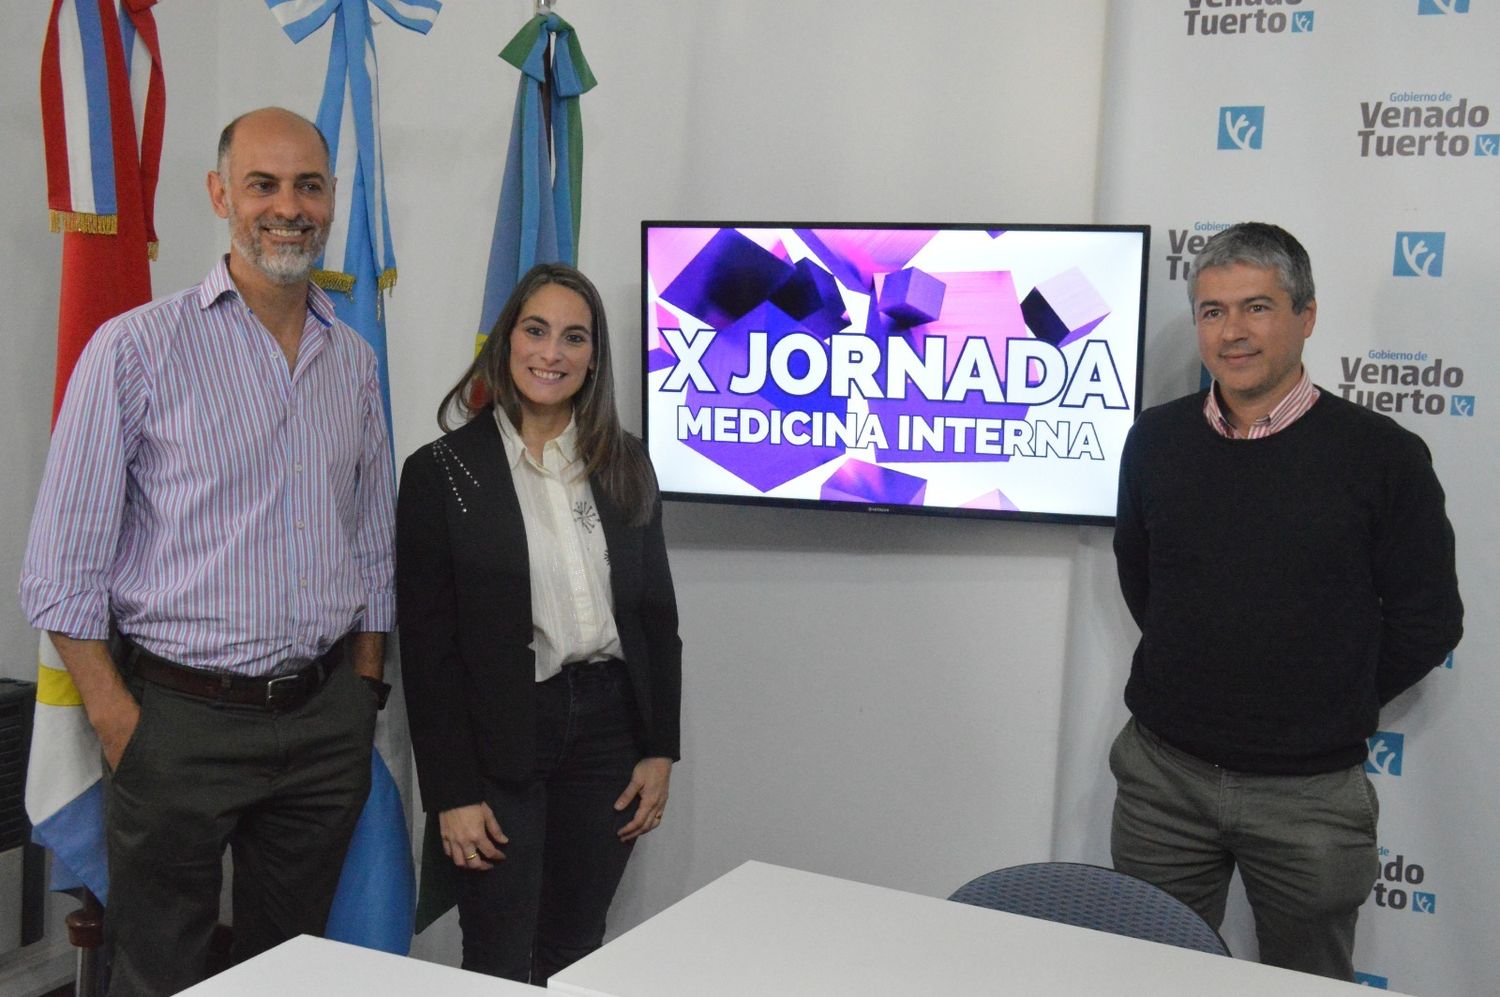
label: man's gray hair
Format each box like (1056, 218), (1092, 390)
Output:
(1188, 222), (1315, 314)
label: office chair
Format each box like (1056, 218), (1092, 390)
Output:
(947, 861), (1231, 956)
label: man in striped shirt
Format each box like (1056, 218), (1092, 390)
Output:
(1108, 223), (1461, 980)
(21, 107), (395, 996)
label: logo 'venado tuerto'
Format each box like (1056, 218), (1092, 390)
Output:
(1338, 348), (1474, 418)
(1393, 232), (1444, 277)
(1359, 93), (1496, 158)
(1366, 731), (1404, 776)
(1371, 848), (1438, 916)
(1183, 1), (1313, 36)
(1217, 106), (1264, 150)
(1162, 222), (1231, 281)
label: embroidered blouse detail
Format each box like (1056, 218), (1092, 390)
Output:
(572, 500), (600, 534)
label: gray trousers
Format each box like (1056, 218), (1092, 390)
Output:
(104, 662), (376, 997)
(1109, 718), (1380, 981)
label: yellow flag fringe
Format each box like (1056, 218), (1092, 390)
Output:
(312, 269), (357, 295)
(49, 209), (119, 236)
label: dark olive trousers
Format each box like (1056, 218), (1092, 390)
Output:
(1110, 717), (1380, 981)
(103, 663), (376, 997)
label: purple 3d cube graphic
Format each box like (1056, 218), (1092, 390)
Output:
(1020, 266), (1110, 348)
(820, 459), (928, 506)
(769, 257), (849, 339)
(794, 228), (940, 293)
(877, 267), (946, 328)
(961, 488), (1020, 513)
(873, 270), (1027, 373)
(660, 228), (795, 333)
(646, 227), (720, 294)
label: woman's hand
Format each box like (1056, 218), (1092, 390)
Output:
(615, 757), (673, 842)
(439, 802), (509, 870)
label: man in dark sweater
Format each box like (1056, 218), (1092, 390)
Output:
(1110, 222), (1462, 981)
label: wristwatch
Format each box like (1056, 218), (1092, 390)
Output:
(360, 676), (392, 710)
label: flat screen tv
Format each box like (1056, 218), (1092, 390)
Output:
(641, 222), (1148, 525)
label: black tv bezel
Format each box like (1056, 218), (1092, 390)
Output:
(639, 220), (1150, 528)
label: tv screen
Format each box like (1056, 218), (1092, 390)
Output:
(641, 222), (1148, 525)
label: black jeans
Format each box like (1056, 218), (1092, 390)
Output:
(456, 659), (642, 984)
(104, 662), (376, 997)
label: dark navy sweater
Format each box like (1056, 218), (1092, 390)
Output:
(1114, 389), (1463, 774)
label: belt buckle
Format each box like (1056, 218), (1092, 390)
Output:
(263, 672), (306, 710)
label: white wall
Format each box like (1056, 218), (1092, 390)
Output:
(2, 7), (66, 687)
(2, 0), (1119, 976)
(0, 6), (82, 990)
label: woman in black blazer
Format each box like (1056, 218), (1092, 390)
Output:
(397, 264), (681, 984)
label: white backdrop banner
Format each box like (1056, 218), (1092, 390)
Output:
(1097, 2), (1498, 993)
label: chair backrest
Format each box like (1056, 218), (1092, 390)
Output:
(947, 862), (1230, 956)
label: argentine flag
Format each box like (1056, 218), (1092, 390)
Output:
(267, 0), (444, 955)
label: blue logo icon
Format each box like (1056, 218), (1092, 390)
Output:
(1450, 395), (1474, 416)
(1412, 891), (1437, 913)
(1418, 0), (1469, 13)
(1477, 135), (1500, 156)
(1354, 972), (1390, 989)
(1217, 106), (1264, 150)
(1366, 731), (1404, 775)
(1393, 232), (1444, 277)
(1292, 11), (1316, 32)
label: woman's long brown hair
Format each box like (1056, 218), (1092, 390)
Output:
(437, 263), (657, 525)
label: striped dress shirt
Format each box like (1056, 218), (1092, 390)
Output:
(21, 259), (395, 677)
(1203, 368), (1320, 439)
(494, 410), (623, 682)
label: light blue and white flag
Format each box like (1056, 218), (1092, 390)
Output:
(267, 0), (439, 420)
(267, 0), (440, 955)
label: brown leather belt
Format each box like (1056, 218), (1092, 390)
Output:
(123, 639), (347, 712)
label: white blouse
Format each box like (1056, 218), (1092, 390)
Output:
(495, 410), (623, 682)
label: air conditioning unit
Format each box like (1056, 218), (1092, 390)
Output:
(0, 678), (45, 953)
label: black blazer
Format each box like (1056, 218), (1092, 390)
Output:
(396, 415), (682, 814)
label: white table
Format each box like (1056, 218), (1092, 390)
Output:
(549, 861), (1414, 997)
(176, 934), (543, 995)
